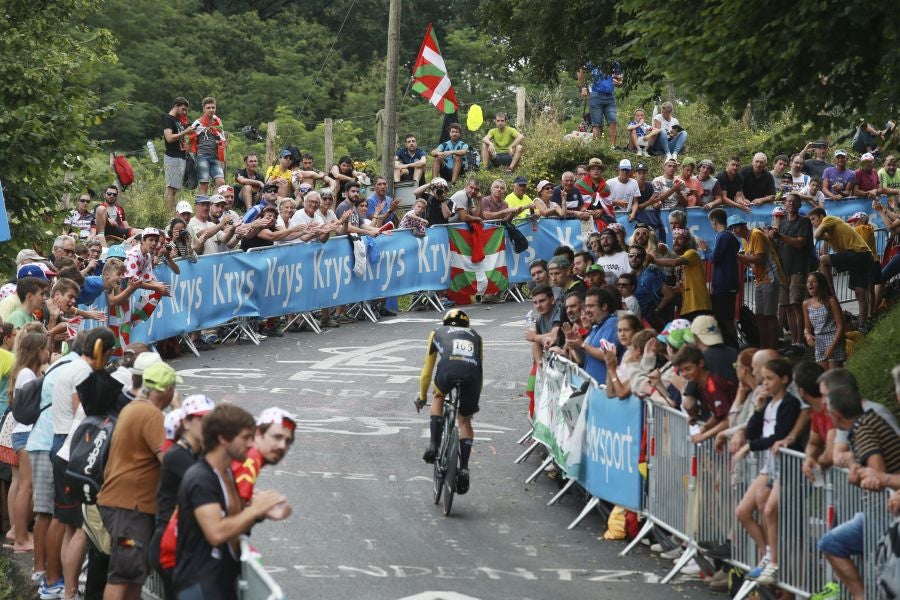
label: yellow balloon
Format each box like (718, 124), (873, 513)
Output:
(466, 104), (483, 131)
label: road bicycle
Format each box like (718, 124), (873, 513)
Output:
(431, 381), (463, 516)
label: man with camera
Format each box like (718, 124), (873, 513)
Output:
(414, 177), (454, 226)
(800, 140), (833, 180)
(188, 194), (237, 256)
(579, 61), (624, 149)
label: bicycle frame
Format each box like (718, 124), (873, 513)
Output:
(432, 383), (461, 515)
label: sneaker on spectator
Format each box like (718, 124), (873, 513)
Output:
(810, 581), (840, 600)
(440, 298), (456, 308)
(319, 318), (339, 328)
(745, 556), (770, 580)
(335, 314), (355, 325)
(31, 571), (45, 586)
(680, 558), (701, 576)
(755, 562), (778, 585)
(672, 151), (678, 162)
(660, 546), (684, 560)
(38, 576), (64, 599)
(200, 332), (218, 345)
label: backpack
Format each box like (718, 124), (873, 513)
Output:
(65, 414), (117, 505)
(876, 517), (900, 599)
(11, 361), (66, 425)
(736, 304), (760, 349)
(503, 221), (529, 253)
(112, 154), (134, 189)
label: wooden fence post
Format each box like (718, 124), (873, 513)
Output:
(324, 118), (334, 174)
(516, 86), (526, 129)
(265, 121), (277, 168)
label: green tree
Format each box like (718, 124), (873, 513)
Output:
(0, 0), (115, 265)
(617, 0), (898, 135)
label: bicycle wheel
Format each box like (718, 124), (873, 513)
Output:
(442, 427), (459, 516)
(431, 452), (444, 505)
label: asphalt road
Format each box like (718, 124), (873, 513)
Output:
(170, 301), (721, 600)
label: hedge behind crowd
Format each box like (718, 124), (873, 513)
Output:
(848, 302), (900, 419)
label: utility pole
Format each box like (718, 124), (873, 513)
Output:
(382, 0), (400, 194)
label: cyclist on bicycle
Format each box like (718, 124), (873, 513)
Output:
(415, 309), (483, 495)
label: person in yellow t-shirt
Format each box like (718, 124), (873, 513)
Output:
(504, 176), (535, 219)
(265, 149), (297, 197)
(808, 207), (879, 329)
(481, 112), (525, 173)
(650, 229), (712, 321)
(847, 211), (876, 254)
(728, 215), (784, 349)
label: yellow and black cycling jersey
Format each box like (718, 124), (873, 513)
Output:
(418, 325), (483, 400)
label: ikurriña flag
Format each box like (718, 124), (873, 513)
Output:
(411, 23), (459, 115)
(446, 224), (508, 305)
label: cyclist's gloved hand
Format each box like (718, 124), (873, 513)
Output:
(414, 395), (426, 413)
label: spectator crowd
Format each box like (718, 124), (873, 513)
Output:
(1, 89), (898, 599)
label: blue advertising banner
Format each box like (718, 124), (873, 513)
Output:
(579, 387), (644, 512)
(505, 218), (585, 283)
(614, 198), (881, 252)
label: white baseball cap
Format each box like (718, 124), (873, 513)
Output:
(176, 201), (193, 214)
(618, 159), (633, 170)
(257, 407), (298, 430)
(182, 394), (215, 417)
(164, 408), (185, 440)
(131, 351), (162, 376)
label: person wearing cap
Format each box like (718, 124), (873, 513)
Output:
(235, 152), (266, 210)
(847, 211), (876, 256)
(394, 133), (428, 184)
(548, 256), (585, 300)
(853, 152), (880, 198)
(480, 179), (516, 222)
(652, 102), (687, 161)
(431, 122), (468, 184)
(266, 148), (298, 198)
(174, 199), (194, 225)
(800, 140), (833, 180)
(768, 194), (814, 356)
(414, 177), (454, 226)
(481, 111), (524, 174)
(575, 158), (616, 229)
(740, 152), (777, 205)
(695, 158), (723, 210)
(173, 405), (288, 599)
(822, 150), (856, 199)
(650, 226), (712, 321)
(241, 181), (280, 225)
(292, 152), (334, 195)
(231, 407), (297, 504)
(118, 349), (161, 413)
(63, 192), (96, 239)
(189, 194), (236, 255)
(149, 394), (212, 597)
(605, 159), (641, 213)
(162, 97), (195, 210)
(578, 61), (624, 147)
(729, 214), (784, 349)
(809, 206), (879, 330)
(123, 229), (170, 296)
(504, 176), (535, 219)
(97, 361), (181, 598)
(690, 314), (738, 381)
(583, 263), (606, 289)
(532, 179), (565, 217)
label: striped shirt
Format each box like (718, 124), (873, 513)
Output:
(849, 410), (900, 473)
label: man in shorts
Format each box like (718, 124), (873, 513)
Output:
(481, 112), (524, 173)
(770, 193), (814, 355)
(729, 215), (784, 349)
(808, 207), (879, 330)
(578, 61), (624, 147)
(162, 97), (195, 211)
(92, 185), (141, 244)
(97, 362), (181, 599)
(416, 309), (483, 495)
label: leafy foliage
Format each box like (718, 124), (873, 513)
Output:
(617, 0), (898, 137)
(0, 0), (115, 264)
(847, 302), (900, 419)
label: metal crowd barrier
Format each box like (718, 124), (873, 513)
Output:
(140, 571), (165, 600)
(776, 448), (830, 597)
(239, 536), (286, 600)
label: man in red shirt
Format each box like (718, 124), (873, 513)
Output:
(574, 157), (614, 230)
(794, 361), (833, 482)
(232, 407), (297, 504)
